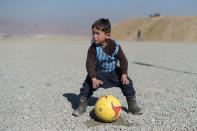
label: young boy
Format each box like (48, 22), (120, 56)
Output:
(72, 18), (142, 117)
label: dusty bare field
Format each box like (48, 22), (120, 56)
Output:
(0, 37), (197, 130)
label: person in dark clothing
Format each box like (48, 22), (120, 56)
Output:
(137, 29), (141, 41)
(72, 18), (142, 117)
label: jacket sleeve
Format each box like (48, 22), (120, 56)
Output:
(115, 45), (128, 75)
(86, 45), (96, 78)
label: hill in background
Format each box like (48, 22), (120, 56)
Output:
(111, 16), (197, 42)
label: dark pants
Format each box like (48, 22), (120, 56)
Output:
(80, 68), (136, 98)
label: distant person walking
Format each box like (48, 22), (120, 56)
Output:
(137, 29), (141, 41)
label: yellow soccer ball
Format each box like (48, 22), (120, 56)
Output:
(94, 95), (122, 122)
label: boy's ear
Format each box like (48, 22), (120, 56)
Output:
(105, 33), (111, 39)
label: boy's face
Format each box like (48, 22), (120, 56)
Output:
(92, 27), (110, 44)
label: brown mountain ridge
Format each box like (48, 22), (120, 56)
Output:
(111, 16), (197, 42)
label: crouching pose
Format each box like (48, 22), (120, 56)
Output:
(72, 18), (143, 117)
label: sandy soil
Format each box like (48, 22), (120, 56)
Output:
(0, 37), (197, 130)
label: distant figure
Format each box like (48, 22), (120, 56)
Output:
(137, 29), (141, 41)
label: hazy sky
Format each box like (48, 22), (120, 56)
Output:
(0, 0), (197, 34)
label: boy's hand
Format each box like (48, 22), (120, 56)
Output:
(92, 78), (103, 88)
(121, 74), (129, 85)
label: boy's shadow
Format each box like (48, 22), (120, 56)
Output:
(63, 93), (98, 109)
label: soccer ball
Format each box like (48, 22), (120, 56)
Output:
(94, 95), (122, 122)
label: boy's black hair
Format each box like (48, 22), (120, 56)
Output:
(92, 18), (111, 33)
